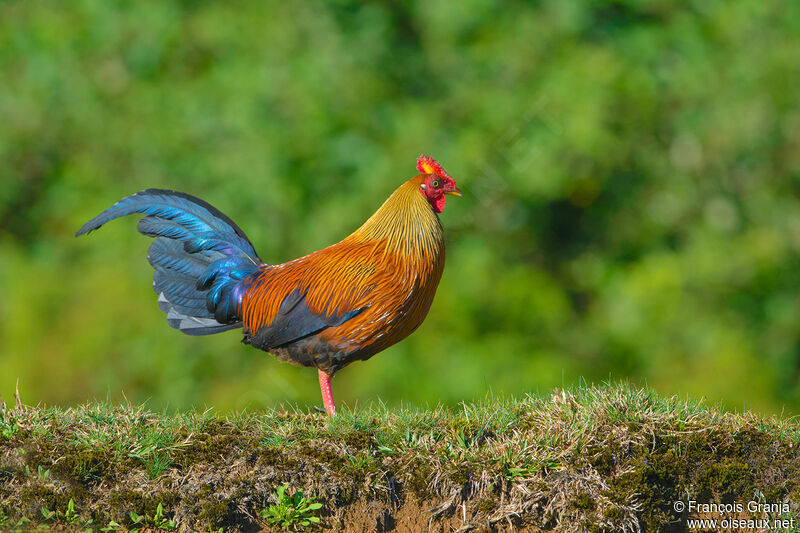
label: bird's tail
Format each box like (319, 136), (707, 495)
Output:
(76, 189), (261, 335)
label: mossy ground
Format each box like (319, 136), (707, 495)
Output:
(1, 383), (799, 532)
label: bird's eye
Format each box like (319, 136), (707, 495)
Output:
(432, 180), (440, 188)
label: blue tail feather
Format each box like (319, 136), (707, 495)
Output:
(77, 189), (262, 335)
(147, 238), (214, 279)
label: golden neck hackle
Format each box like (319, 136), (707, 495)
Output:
(346, 176), (444, 270)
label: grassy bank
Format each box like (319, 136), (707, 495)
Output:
(1, 383), (799, 532)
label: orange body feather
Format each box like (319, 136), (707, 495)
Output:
(241, 174), (446, 375)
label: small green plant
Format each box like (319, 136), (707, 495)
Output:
(0, 420), (17, 439)
(41, 498), (90, 526)
(7, 516), (30, 532)
(345, 451), (371, 470)
(154, 502), (177, 531)
(36, 465), (50, 481)
(129, 510), (144, 528)
(23, 464), (51, 482)
(142, 452), (173, 479)
(40, 506), (55, 522)
(260, 484), (322, 531)
(129, 503), (176, 531)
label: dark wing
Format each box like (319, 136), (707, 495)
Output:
(249, 286), (365, 349)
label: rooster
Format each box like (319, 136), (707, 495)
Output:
(77, 155), (461, 415)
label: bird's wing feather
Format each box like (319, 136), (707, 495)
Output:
(249, 286), (366, 348)
(242, 241), (384, 346)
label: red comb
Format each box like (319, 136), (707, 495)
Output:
(416, 155), (450, 179)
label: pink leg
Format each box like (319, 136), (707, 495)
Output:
(318, 369), (336, 416)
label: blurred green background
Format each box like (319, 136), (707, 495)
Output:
(1, 0), (800, 414)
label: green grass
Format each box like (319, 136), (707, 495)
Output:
(1, 383), (799, 531)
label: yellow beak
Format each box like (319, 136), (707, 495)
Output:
(445, 187), (463, 197)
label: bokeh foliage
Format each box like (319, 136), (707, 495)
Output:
(1, 0), (799, 413)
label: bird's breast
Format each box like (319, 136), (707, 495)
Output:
(318, 238), (445, 357)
